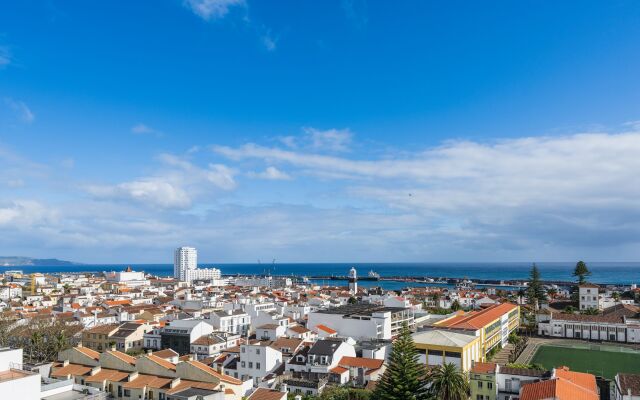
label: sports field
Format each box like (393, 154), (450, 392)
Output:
(531, 344), (640, 379)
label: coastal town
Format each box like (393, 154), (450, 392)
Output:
(0, 248), (639, 400)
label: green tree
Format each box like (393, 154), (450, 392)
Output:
(573, 261), (591, 285)
(450, 300), (462, 311)
(612, 292), (621, 303)
(426, 363), (470, 400)
(546, 288), (557, 299)
(348, 296), (358, 304)
(563, 305), (576, 314)
(527, 264), (545, 309)
(583, 307), (599, 315)
(371, 324), (428, 400)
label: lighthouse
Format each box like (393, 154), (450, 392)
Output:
(348, 267), (358, 295)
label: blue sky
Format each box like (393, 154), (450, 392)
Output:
(1, 0), (640, 263)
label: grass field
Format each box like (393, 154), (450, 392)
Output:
(531, 344), (640, 379)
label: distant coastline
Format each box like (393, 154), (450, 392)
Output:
(1, 262), (638, 286)
(0, 256), (80, 267)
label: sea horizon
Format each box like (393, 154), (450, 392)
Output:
(3, 261), (639, 286)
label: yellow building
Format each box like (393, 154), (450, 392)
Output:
(413, 329), (482, 372)
(434, 302), (520, 357)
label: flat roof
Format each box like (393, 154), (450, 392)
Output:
(413, 329), (478, 348)
(315, 303), (408, 316)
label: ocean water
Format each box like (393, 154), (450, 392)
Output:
(1, 262), (639, 286)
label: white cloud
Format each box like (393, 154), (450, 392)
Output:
(4, 98), (35, 123)
(0, 46), (11, 68)
(0, 200), (56, 226)
(86, 179), (192, 209)
(213, 130), (640, 253)
(261, 32), (277, 51)
(131, 123), (162, 137)
(86, 154), (237, 209)
(304, 127), (353, 152)
(247, 166), (291, 180)
(183, 0), (245, 21)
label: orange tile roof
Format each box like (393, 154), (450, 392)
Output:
(123, 374), (171, 389)
(76, 346), (101, 361)
(338, 356), (384, 370)
(51, 363), (92, 378)
(330, 366), (349, 374)
(315, 324), (337, 334)
(146, 354), (177, 371)
(520, 367), (598, 400)
(84, 368), (129, 383)
(165, 380), (218, 395)
(187, 360), (243, 385)
(437, 303), (517, 330)
(247, 387), (286, 400)
(470, 362), (497, 374)
(106, 350), (137, 365)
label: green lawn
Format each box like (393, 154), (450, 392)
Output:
(531, 344), (640, 379)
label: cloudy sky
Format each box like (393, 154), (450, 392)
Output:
(1, 1), (640, 263)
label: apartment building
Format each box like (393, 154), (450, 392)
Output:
(238, 342), (283, 386)
(53, 345), (253, 399)
(307, 304), (414, 340)
(206, 310), (251, 336)
(83, 322), (151, 352)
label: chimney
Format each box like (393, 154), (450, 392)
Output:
(90, 366), (101, 376)
(111, 345), (116, 351)
(281, 383), (288, 393)
(128, 371), (139, 381)
(77, 342), (83, 348)
(63, 360), (70, 367)
(170, 378), (181, 388)
(146, 349), (153, 355)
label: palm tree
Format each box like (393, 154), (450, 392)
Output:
(612, 292), (621, 303)
(426, 363), (469, 400)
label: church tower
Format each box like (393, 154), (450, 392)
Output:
(348, 267), (358, 295)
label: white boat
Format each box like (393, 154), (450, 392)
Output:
(368, 270), (380, 279)
(455, 279), (475, 290)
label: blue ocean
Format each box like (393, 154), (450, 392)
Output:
(2, 262), (639, 287)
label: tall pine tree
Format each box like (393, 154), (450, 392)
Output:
(573, 260), (591, 285)
(372, 324), (428, 400)
(527, 263), (545, 309)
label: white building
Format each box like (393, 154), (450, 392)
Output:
(206, 310), (251, 336)
(538, 304), (640, 343)
(105, 266), (149, 287)
(173, 246), (222, 283)
(308, 304), (414, 340)
(174, 246), (197, 281)
(239, 342), (283, 387)
(233, 276), (292, 288)
(579, 283), (602, 311)
(0, 348), (40, 399)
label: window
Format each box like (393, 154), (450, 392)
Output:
(488, 382), (493, 389)
(256, 348), (261, 355)
(477, 381), (483, 388)
(124, 389), (131, 397)
(256, 362), (261, 369)
(242, 347), (246, 353)
(241, 361), (246, 368)
(249, 362), (253, 368)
